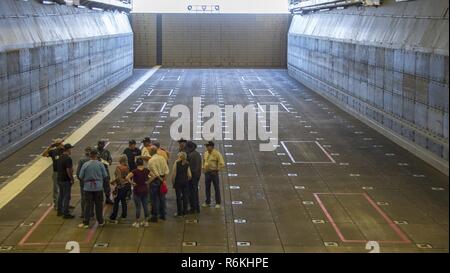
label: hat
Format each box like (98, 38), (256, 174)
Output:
(52, 138), (64, 144)
(98, 140), (106, 146)
(186, 141), (197, 150)
(63, 143), (74, 150)
(178, 138), (187, 143)
(205, 141), (215, 147)
(142, 137), (151, 143)
(129, 139), (136, 145)
(153, 141), (161, 148)
(90, 149), (99, 156)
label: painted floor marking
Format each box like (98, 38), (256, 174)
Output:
(281, 141), (336, 164)
(313, 193), (411, 244)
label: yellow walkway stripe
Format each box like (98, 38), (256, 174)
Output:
(0, 67), (160, 210)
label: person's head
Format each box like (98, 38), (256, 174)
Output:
(119, 154), (128, 166)
(129, 139), (137, 149)
(149, 146), (158, 156)
(177, 152), (187, 163)
(90, 149), (99, 160)
(97, 140), (106, 151)
(178, 138), (187, 150)
(63, 143), (74, 155)
(136, 158), (144, 168)
(205, 141), (214, 152)
(84, 146), (92, 157)
(142, 137), (151, 147)
(186, 141), (197, 152)
(153, 142), (161, 149)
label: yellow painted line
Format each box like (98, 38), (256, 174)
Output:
(0, 66), (160, 210)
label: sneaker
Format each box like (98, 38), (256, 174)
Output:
(108, 219), (118, 224)
(98, 222), (105, 227)
(78, 223), (89, 229)
(214, 204), (221, 209)
(132, 222), (140, 228)
(143, 221), (149, 227)
(63, 214), (75, 219)
(202, 203), (210, 208)
(174, 213), (183, 218)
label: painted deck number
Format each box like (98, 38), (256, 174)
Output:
(294, 186), (305, 190)
(183, 242), (197, 247)
(185, 219), (198, 224)
(312, 219), (325, 224)
(0, 246), (13, 251)
(416, 243), (433, 249)
(94, 243), (109, 248)
(237, 242), (251, 247)
(232, 201), (243, 205)
(288, 173), (298, 177)
(228, 173), (238, 177)
(234, 219), (247, 224)
(324, 242), (338, 247)
(229, 186), (240, 190)
(302, 201), (314, 205)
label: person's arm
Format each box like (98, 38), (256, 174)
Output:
(41, 146), (53, 157)
(187, 166), (192, 180)
(163, 160), (170, 176)
(66, 158), (74, 184)
(171, 162), (177, 185)
(76, 160), (84, 180)
(101, 164), (108, 180)
(217, 152), (225, 170)
(112, 166), (121, 185)
(126, 172), (135, 186)
(106, 150), (112, 165)
(79, 163), (86, 181)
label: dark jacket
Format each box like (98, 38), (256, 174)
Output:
(186, 143), (202, 179)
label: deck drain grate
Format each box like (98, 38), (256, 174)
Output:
(237, 242), (251, 247)
(183, 242), (197, 247)
(324, 242), (338, 247)
(94, 243), (109, 248)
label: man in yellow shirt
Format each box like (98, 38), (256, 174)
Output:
(148, 146), (170, 222)
(153, 141), (170, 163)
(202, 141), (225, 209)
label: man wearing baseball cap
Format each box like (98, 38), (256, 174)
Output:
(56, 143), (75, 218)
(202, 141), (225, 209)
(42, 138), (65, 209)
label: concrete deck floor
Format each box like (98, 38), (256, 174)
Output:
(0, 68), (448, 253)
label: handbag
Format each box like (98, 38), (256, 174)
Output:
(160, 179), (168, 195)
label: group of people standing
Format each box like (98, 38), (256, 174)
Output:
(42, 137), (225, 228)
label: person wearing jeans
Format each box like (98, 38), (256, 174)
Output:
(109, 155), (130, 223)
(42, 138), (64, 209)
(76, 146), (92, 219)
(186, 141), (202, 214)
(126, 158), (150, 227)
(171, 152), (192, 217)
(202, 141), (225, 209)
(78, 149), (108, 228)
(148, 146), (170, 222)
(56, 143), (75, 218)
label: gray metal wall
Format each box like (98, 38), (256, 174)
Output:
(287, 0), (449, 173)
(0, 0), (133, 160)
(131, 13), (290, 67)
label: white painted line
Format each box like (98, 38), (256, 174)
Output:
(280, 141), (336, 164)
(0, 66), (160, 210)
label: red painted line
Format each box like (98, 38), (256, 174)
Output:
(313, 193), (411, 244)
(19, 203), (110, 246)
(18, 205), (54, 246)
(362, 192), (411, 243)
(313, 193), (347, 242)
